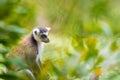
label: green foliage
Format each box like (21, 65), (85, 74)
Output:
(0, 0), (37, 79)
(0, 0), (20, 20)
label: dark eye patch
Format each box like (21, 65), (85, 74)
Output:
(41, 34), (47, 38)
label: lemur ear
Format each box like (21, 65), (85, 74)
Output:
(34, 31), (37, 35)
(46, 27), (51, 31)
(33, 28), (39, 35)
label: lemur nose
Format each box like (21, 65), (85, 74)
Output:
(41, 34), (47, 38)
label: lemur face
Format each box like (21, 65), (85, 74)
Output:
(33, 27), (51, 43)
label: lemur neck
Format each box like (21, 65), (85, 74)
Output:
(37, 42), (44, 55)
(36, 42), (44, 65)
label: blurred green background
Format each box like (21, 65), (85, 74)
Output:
(0, 0), (120, 80)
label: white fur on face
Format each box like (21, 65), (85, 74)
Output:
(43, 31), (48, 35)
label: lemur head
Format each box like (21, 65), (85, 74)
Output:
(32, 26), (51, 43)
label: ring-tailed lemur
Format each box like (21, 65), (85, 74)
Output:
(7, 26), (51, 80)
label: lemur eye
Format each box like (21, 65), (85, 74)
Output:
(43, 31), (47, 33)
